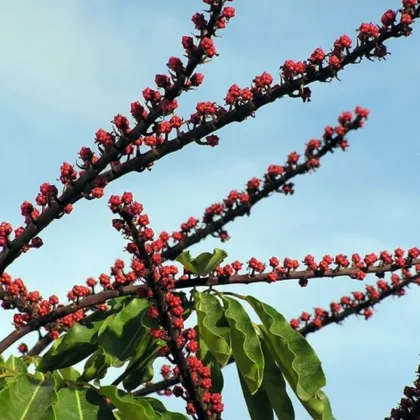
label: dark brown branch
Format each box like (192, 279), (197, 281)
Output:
(1, 8), (418, 275)
(27, 333), (52, 357)
(161, 116), (364, 261)
(2, 253), (419, 354)
(0, 1), (226, 276)
(121, 214), (208, 419)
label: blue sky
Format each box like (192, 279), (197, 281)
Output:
(0, 1), (419, 418)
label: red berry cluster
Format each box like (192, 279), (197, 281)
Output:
(386, 363), (420, 419)
(0, 180), (76, 252)
(0, 270), (91, 342)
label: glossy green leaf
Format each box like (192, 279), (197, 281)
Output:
(98, 298), (150, 362)
(296, 390), (335, 420)
(193, 249), (228, 275)
(259, 324), (334, 420)
(260, 339), (294, 420)
(37, 309), (116, 372)
(97, 313), (118, 336)
(122, 342), (159, 392)
(5, 355), (27, 373)
(80, 348), (111, 382)
(52, 387), (114, 419)
(197, 327), (224, 393)
(99, 386), (159, 420)
(175, 251), (198, 274)
(138, 397), (190, 419)
(24, 357), (45, 381)
(176, 249), (228, 275)
(0, 356), (28, 388)
(247, 296), (325, 401)
(193, 291), (231, 366)
(107, 296), (134, 312)
(141, 397), (167, 413)
(238, 366), (273, 420)
(56, 367), (80, 383)
(0, 373), (57, 420)
(221, 295), (264, 394)
(52, 367), (80, 390)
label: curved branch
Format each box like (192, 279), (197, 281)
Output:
(3, 251), (419, 354)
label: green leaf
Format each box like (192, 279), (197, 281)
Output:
(23, 357), (45, 381)
(5, 355), (27, 373)
(99, 386), (160, 420)
(98, 298), (150, 362)
(136, 397), (190, 420)
(0, 356), (28, 387)
(175, 251), (198, 274)
(52, 387), (114, 419)
(247, 296), (326, 401)
(238, 337), (295, 420)
(193, 291), (231, 366)
(197, 328), (224, 393)
(37, 310), (117, 372)
(107, 296), (134, 312)
(176, 249), (228, 275)
(122, 342), (159, 392)
(141, 397), (167, 413)
(176, 291), (194, 321)
(260, 339), (294, 420)
(80, 349), (112, 382)
(52, 367), (80, 391)
(238, 367), (273, 420)
(193, 249), (228, 276)
(0, 373), (57, 420)
(221, 295), (264, 394)
(56, 367), (80, 383)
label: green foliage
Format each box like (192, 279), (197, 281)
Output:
(238, 367), (274, 420)
(99, 386), (189, 419)
(193, 291), (231, 365)
(52, 367), (81, 390)
(122, 338), (160, 392)
(97, 297), (153, 362)
(221, 295), (264, 395)
(37, 301), (128, 372)
(52, 387), (114, 419)
(80, 349), (113, 382)
(259, 339), (294, 420)
(0, 373), (57, 420)
(176, 248), (228, 276)
(247, 296), (334, 420)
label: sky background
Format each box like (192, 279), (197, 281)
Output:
(0, 1), (419, 419)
